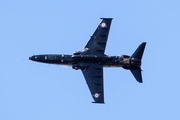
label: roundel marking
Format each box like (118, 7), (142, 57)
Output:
(101, 22), (106, 28)
(94, 93), (100, 98)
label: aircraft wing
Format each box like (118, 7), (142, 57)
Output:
(83, 18), (113, 55)
(81, 63), (104, 103)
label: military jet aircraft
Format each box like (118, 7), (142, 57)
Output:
(29, 18), (146, 103)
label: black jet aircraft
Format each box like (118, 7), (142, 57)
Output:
(29, 18), (146, 103)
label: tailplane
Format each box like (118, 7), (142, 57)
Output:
(130, 67), (142, 83)
(123, 42), (146, 83)
(130, 42), (146, 83)
(131, 42), (146, 60)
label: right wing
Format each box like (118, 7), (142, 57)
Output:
(82, 18), (113, 55)
(81, 63), (104, 103)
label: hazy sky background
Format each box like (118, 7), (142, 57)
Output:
(1, 0), (180, 120)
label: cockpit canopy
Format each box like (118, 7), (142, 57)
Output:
(73, 48), (90, 55)
(73, 51), (81, 55)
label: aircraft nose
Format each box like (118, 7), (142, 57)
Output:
(29, 56), (35, 60)
(29, 56), (32, 60)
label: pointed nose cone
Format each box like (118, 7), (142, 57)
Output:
(29, 56), (32, 60)
(29, 56), (35, 61)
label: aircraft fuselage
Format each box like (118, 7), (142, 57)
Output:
(29, 54), (141, 69)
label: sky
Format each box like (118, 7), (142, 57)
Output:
(1, 0), (180, 120)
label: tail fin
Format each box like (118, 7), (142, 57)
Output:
(130, 42), (146, 83)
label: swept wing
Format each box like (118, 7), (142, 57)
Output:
(81, 63), (104, 103)
(81, 18), (112, 55)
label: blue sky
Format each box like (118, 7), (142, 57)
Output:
(1, 0), (180, 120)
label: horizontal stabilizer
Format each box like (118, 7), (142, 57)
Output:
(131, 42), (146, 60)
(130, 67), (143, 83)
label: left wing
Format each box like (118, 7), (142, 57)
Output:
(81, 63), (104, 103)
(81, 18), (113, 55)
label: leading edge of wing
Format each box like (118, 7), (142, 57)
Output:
(81, 63), (104, 103)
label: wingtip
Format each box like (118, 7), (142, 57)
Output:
(92, 102), (105, 104)
(138, 80), (143, 83)
(141, 42), (147, 46)
(100, 18), (113, 20)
